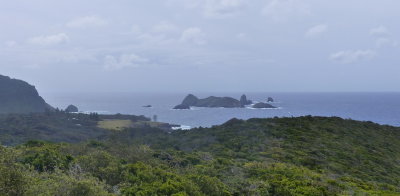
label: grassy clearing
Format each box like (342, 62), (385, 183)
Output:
(98, 119), (132, 131)
(131, 121), (168, 128)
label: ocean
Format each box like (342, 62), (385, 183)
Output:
(42, 92), (400, 128)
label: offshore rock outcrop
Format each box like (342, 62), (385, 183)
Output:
(252, 102), (276, 109)
(240, 94), (253, 107)
(65, 105), (79, 113)
(174, 94), (252, 109)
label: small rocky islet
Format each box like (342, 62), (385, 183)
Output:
(252, 102), (276, 109)
(173, 94), (276, 109)
(65, 105), (79, 113)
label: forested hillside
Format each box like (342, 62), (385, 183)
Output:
(1, 116), (400, 195)
(0, 112), (149, 146)
(0, 75), (53, 114)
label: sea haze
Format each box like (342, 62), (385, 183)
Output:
(42, 92), (400, 128)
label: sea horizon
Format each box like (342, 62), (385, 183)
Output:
(41, 92), (400, 128)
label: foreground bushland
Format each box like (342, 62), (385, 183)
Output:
(1, 115), (400, 195)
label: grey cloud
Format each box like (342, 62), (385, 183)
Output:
(103, 53), (149, 71)
(152, 22), (180, 34)
(5, 41), (18, 47)
(180, 27), (206, 45)
(167, 0), (246, 18)
(369, 26), (398, 48)
(28, 33), (69, 46)
(203, 0), (246, 18)
(370, 26), (390, 36)
(330, 50), (376, 64)
(262, 0), (311, 22)
(305, 24), (328, 38)
(66, 16), (108, 28)
(375, 37), (398, 48)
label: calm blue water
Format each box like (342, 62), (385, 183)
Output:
(41, 92), (400, 128)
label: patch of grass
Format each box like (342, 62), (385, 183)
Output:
(132, 121), (168, 128)
(98, 120), (132, 131)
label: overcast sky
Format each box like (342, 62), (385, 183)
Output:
(1, 0), (399, 93)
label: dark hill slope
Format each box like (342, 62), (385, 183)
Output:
(173, 117), (400, 185)
(0, 112), (150, 146)
(0, 112), (109, 146)
(0, 75), (53, 113)
(112, 116), (400, 194)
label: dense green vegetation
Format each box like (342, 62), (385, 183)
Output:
(1, 115), (400, 195)
(0, 111), (149, 146)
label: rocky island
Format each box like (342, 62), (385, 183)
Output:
(65, 105), (79, 113)
(174, 94), (262, 109)
(252, 102), (276, 109)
